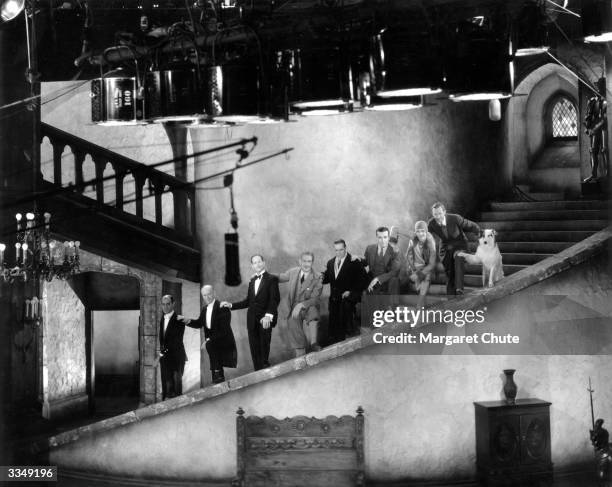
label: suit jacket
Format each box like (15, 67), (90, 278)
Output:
(188, 300), (237, 368)
(362, 245), (400, 284)
(232, 271), (280, 328)
(322, 253), (365, 301)
(278, 267), (323, 319)
(428, 213), (480, 250)
(159, 312), (187, 367)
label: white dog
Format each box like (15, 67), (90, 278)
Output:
(457, 229), (504, 288)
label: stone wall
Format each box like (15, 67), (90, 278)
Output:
(41, 279), (87, 417)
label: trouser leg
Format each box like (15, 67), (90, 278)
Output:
(341, 298), (356, 337)
(454, 251), (466, 293)
(206, 342), (224, 382)
(328, 298), (343, 344)
(442, 250), (455, 295)
(160, 359), (169, 399)
(247, 326), (262, 370)
(259, 325), (272, 368)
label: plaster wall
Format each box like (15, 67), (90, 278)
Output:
(189, 101), (503, 376)
(504, 63), (578, 184)
(49, 248), (612, 483)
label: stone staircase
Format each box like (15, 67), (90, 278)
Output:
(462, 195), (610, 290)
(407, 194), (609, 302)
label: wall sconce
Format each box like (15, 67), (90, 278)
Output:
(24, 296), (41, 324)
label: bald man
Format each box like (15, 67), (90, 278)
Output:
(159, 294), (187, 398)
(183, 285), (237, 384)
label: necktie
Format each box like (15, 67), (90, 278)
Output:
(300, 273), (305, 284)
(378, 247), (383, 258)
(335, 259), (340, 272)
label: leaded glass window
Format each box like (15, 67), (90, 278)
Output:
(551, 97), (577, 138)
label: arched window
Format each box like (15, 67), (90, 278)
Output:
(548, 95), (578, 140)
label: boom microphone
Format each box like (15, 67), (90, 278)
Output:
(225, 232), (241, 286)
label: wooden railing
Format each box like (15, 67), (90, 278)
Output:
(40, 122), (196, 241)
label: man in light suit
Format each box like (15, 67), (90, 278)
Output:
(221, 255), (280, 371)
(277, 252), (323, 357)
(428, 202), (480, 295)
(362, 226), (400, 295)
(183, 285), (237, 384)
(322, 239), (366, 344)
(159, 294), (187, 399)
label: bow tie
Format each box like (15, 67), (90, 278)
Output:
(254, 274), (263, 280)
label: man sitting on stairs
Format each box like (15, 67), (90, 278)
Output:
(428, 202), (480, 296)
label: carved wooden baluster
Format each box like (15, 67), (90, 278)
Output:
(173, 188), (187, 234)
(153, 178), (163, 226)
(114, 168), (126, 211)
(73, 149), (85, 194)
(52, 142), (65, 186)
(92, 156), (105, 204)
(134, 173), (145, 219)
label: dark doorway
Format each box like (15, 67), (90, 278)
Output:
(70, 272), (140, 416)
(93, 310), (140, 415)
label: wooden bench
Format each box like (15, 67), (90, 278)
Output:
(232, 406), (365, 487)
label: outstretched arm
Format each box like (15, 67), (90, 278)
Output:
(457, 215), (480, 237)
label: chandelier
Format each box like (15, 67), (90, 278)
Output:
(0, 211), (80, 284)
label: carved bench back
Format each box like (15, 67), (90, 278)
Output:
(234, 407), (365, 487)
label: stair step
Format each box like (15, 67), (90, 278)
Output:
(426, 284), (479, 295)
(522, 192), (566, 201)
(465, 264), (527, 275)
(396, 295), (448, 306)
(464, 274), (494, 287)
(495, 253), (554, 265)
(527, 167), (581, 196)
(479, 209), (610, 221)
(489, 200), (611, 211)
(477, 220), (608, 231)
(494, 230), (596, 242)
(467, 241), (574, 253)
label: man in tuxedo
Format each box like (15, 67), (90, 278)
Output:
(322, 239), (366, 344)
(277, 252), (323, 357)
(428, 202), (480, 295)
(362, 226), (400, 294)
(183, 285), (237, 384)
(221, 255), (280, 371)
(159, 294), (187, 399)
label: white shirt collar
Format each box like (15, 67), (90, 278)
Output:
(164, 311), (174, 320)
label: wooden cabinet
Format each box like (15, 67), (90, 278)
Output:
(474, 398), (553, 486)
